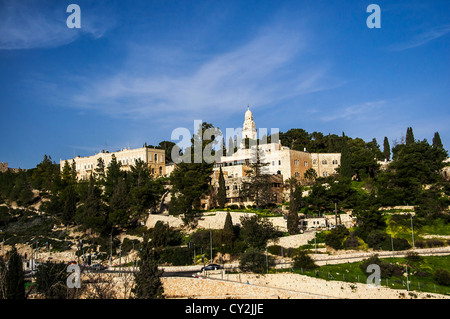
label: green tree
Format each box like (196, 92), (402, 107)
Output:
(133, 238), (164, 299)
(5, 246), (25, 299)
(383, 136), (391, 161)
(432, 132), (443, 149)
(60, 184), (77, 225)
(222, 211), (235, 248)
(293, 250), (318, 269)
(286, 178), (300, 235)
(217, 167), (226, 209)
(104, 155), (123, 200)
(406, 127), (415, 145)
(109, 177), (130, 229)
(31, 155), (58, 192)
(239, 248), (274, 274)
(240, 147), (273, 208)
(169, 122), (217, 224)
(75, 176), (108, 235)
(35, 262), (68, 299)
(239, 215), (278, 250)
(94, 157), (106, 186)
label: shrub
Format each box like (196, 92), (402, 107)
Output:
(433, 269), (450, 286)
(239, 248), (274, 274)
(324, 226), (349, 250)
(293, 250), (318, 270)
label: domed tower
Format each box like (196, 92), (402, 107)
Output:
(242, 106), (257, 140)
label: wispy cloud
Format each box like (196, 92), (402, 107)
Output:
(61, 25), (341, 125)
(0, 0), (114, 50)
(320, 100), (387, 122)
(388, 24), (450, 51)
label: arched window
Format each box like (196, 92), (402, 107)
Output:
(159, 166), (163, 175)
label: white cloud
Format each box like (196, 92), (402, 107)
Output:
(388, 24), (450, 51)
(66, 26), (341, 125)
(0, 0), (113, 50)
(320, 100), (387, 122)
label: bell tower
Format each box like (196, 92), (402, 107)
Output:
(242, 105), (257, 140)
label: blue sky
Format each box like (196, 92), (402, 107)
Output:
(1, 0), (449, 169)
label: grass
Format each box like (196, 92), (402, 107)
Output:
(277, 255), (450, 296)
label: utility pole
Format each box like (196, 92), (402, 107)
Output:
(266, 247), (269, 274)
(410, 214), (415, 249)
(109, 232), (113, 267)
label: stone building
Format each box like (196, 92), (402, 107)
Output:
(213, 107), (341, 184)
(60, 147), (166, 180)
(207, 107), (341, 207)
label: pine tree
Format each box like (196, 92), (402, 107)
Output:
(406, 127), (415, 145)
(217, 167), (226, 209)
(240, 147), (272, 208)
(133, 238), (164, 299)
(383, 136), (391, 161)
(5, 246), (25, 299)
(433, 132), (443, 149)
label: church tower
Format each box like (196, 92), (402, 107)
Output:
(242, 106), (257, 140)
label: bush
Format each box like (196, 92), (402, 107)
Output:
(324, 226), (349, 250)
(359, 254), (404, 279)
(433, 269), (450, 286)
(366, 230), (388, 250)
(293, 250), (318, 270)
(239, 248), (274, 274)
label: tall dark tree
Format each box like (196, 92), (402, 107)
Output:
(383, 137), (391, 161)
(240, 147), (273, 208)
(433, 132), (443, 149)
(286, 178), (300, 235)
(133, 238), (164, 299)
(217, 167), (226, 209)
(35, 262), (68, 299)
(338, 136), (352, 179)
(109, 177), (130, 229)
(5, 246), (25, 299)
(75, 176), (108, 234)
(222, 210), (235, 248)
(406, 127), (415, 145)
(240, 215), (278, 250)
(169, 122), (218, 224)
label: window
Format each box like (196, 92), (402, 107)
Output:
(154, 154), (158, 163)
(313, 159), (317, 165)
(322, 160), (327, 165)
(332, 159), (339, 165)
(304, 161), (308, 167)
(272, 161), (275, 166)
(278, 160), (281, 165)
(294, 172), (300, 177)
(294, 160), (299, 165)
(323, 171), (328, 177)
(159, 166), (163, 175)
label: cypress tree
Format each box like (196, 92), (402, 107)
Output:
(339, 137), (352, 179)
(223, 210), (235, 248)
(383, 136), (391, 161)
(406, 127), (415, 145)
(217, 167), (226, 209)
(433, 132), (443, 149)
(5, 246), (25, 299)
(286, 179), (300, 235)
(133, 238), (164, 299)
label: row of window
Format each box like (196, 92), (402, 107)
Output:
(77, 153), (164, 170)
(312, 159), (339, 165)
